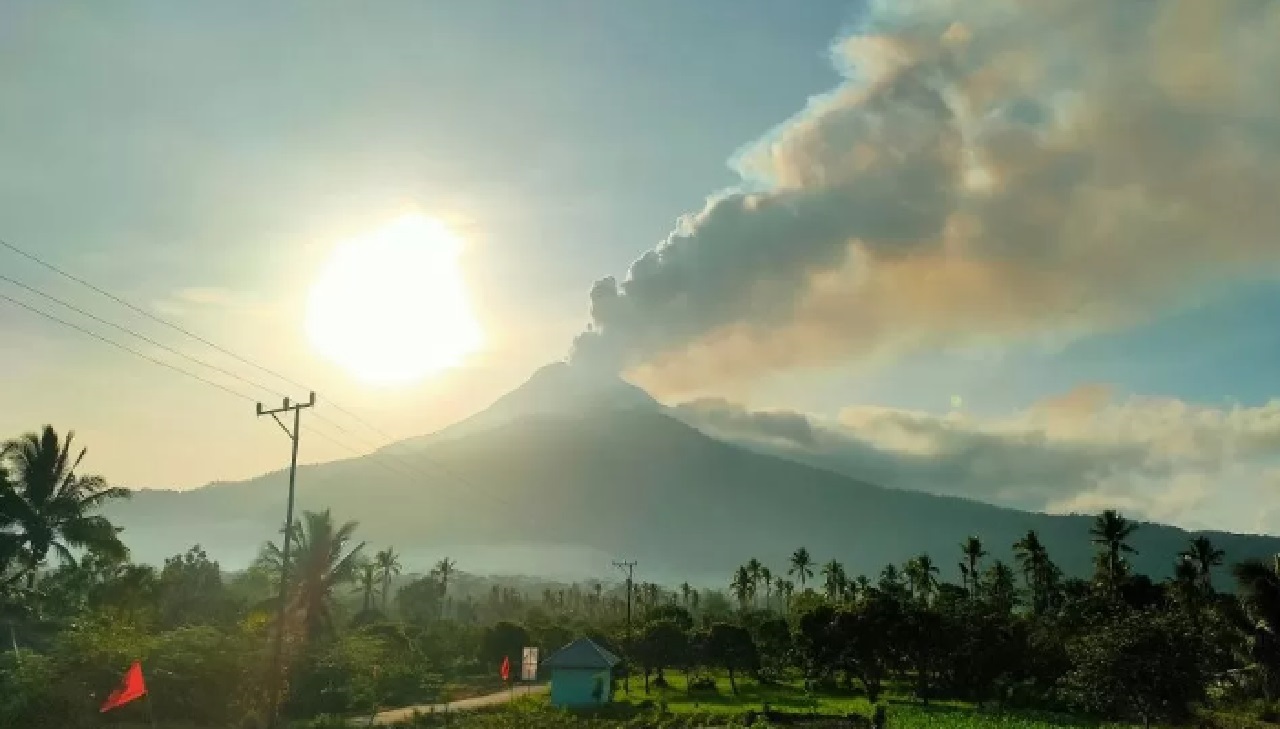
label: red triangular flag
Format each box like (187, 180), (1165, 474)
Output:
(500, 655), (511, 681)
(100, 661), (147, 713)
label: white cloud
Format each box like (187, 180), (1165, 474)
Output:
(675, 386), (1280, 534)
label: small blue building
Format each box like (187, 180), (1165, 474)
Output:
(541, 637), (621, 708)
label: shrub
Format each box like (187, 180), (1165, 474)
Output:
(687, 675), (717, 692)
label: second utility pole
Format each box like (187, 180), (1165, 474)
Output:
(258, 392), (316, 729)
(612, 559), (636, 693)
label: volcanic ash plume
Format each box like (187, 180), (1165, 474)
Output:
(572, 0), (1280, 391)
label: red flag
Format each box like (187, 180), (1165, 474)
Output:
(500, 655), (511, 681)
(100, 661), (147, 713)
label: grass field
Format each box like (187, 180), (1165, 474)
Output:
(608, 673), (1138, 728)
(376, 673), (1272, 729)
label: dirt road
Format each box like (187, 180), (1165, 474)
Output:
(365, 683), (549, 725)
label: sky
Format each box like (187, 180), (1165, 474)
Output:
(3, 0), (1280, 535)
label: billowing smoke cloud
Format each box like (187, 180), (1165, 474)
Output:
(574, 0), (1280, 389)
(674, 388), (1280, 532)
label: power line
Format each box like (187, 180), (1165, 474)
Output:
(1, 282), (494, 511)
(0, 273), (286, 399)
(0, 290), (257, 403)
(0, 236), (306, 394)
(0, 283), (410, 481)
(311, 408), (507, 503)
(0, 236), (515, 508)
(0, 235), (406, 444)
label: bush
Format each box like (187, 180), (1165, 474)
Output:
(150, 625), (265, 725)
(0, 650), (77, 729)
(687, 675), (717, 692)
(1060, 609), (1206, 726)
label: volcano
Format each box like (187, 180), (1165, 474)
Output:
(109, 362), (1280, 586)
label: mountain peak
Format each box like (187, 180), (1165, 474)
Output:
(395, 361), (659, 447)
(482, 361), (657, 422)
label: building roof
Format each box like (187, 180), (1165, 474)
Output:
(540, 637), (621, 670)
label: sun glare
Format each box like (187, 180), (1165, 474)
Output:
(305, 213), (483, 385)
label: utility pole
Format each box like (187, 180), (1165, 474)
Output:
(612, 560), (636, 693)
(257, 392), (316, 729)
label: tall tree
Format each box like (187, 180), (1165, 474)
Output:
(983, 560), (1018, 613)
(431, 556), (456, 619)
(1090, 510), (1138, 589)
(706, 622), (757, 695)
(0, 426), (129, 589)
(1180, 536), (1225, 591)
(774, 578), (794, 615)
(358, 562), (379, 613)
(822, 560), (847, 602)
(1013, 529), (1058, 614)
(274, 510), (365, 640)
(680, 582), (693, 609)
(1234, 558), (1280, 698)
(961, 536), (987, 597)
(432, 557), (455, 592)
(374, 548), (401, 612)
(759, 566), (773, 611)
(730, 566), (755, 610)
(789, 548), (814, 589)
(904, 554), (939, 604)
(156, 544), (232, 628)
(745, 558), (763, 608)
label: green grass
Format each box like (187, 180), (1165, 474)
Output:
(610, 673), (1140, 727)
(615, 673), (872, 714)
(386, 695), (1272, 729)
(386, 672), (1264, 729)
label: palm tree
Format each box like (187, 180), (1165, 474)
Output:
(961, 536), (986, 596)
(374, 548), (402, 612)
(0, 427), (130, 589)
(432, 557), (456, 594)
(879, 564), (904, 596)
(775, 578), (794, 614)
(432, 556), (457, 619)
(759, 566), (773, 611)
(277, 510), (365, 640)
(746, 558), (764, 608)
(642, 581), (660, 609)
(1172, 556), (1202, 606)
(904, 554), (939, 603)
(1013, 530), (1057, 614)
(985, 560), (1017, 610)
(0, 453), (28, 587)
(1180, 536), (1225, 591)
(1234, 558), (1280, 632)
(789, 548), (814, 589)
(1090, 509), (1138, 588)
(357, 562), (380, 613)
(730, 566), (755, 610)
(821, 559), (847, 602)
(857, 574), (871, 591)
(1233, 558), (1280, 691)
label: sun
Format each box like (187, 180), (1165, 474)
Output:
(305, 213), (483, 385)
